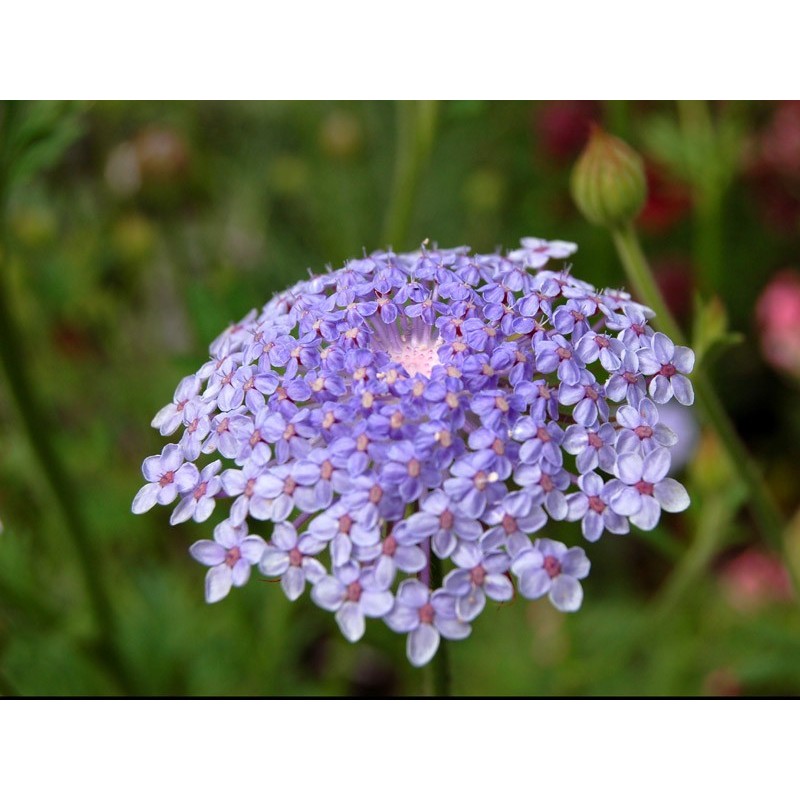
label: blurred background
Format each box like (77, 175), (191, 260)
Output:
(1, 100), (799, 697)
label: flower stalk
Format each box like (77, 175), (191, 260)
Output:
(0, 104), (135, 693)
(610, 222), (789, 557)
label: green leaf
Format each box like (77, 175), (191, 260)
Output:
(1, 100), (86, 188)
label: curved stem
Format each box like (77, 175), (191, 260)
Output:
(610, 223), (798, 594)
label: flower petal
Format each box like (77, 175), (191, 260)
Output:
(336, 602), (366, 642)
(654, 478), (690, 513)
(549, 575), (583, 612)
(407, 624), (440, 667)
(205, 564), (232, 604)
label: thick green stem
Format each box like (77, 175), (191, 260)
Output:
(610, 223), (796, 591)
(425, 553), (451, 697)
(381, 100), (439, 249)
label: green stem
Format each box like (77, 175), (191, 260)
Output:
(676, 100), (725, 295)
(425, 552), (451, 697)
(651, 482), (744, 622)
(0, 114), (134, 693)
(381, 100), (439, 249)
(610, 223), (796, 590)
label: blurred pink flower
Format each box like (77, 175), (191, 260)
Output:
(637, 164), (692, 234)
(702, 667), (741, 697)
(535, 101), (600, 163)
(719, 548), (794, 613)
(756, 270), (800, 378)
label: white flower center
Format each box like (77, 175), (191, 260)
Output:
(388, 341), (442, 378)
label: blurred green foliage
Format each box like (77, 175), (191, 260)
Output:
(1, 100), (800, 696)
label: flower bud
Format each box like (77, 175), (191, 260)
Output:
(570, 126), (647, 229)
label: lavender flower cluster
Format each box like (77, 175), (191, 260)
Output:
(133, 238), (694, 667)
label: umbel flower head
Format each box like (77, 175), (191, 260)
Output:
(133, 238), (693, 667)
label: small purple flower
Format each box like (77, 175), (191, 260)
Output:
(566, 472), (629, 542)
(311, 562), (394, 642)
(398, 490), (483, 559)
(609, 448), (690, 530)
(605, 349), (647, 406)
(511, 539), (591, 612)
(443, 544), (513, 621)
(444, 450), (509, 518)
(135, 237), (696, 667)
(132, 443), (198, 514)
(384, 580), (471, 667)
(615, 398), (678, 455)
(562, 422), (617, 474)
(189, 520), (266, 603)
(259, 521), (326, 600)
(170, 460), (222, 524)
(151, 375), (201, 436)
(637, 332), (695, 405)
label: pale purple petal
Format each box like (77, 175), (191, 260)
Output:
(231, 558), (251, 587)
(549, 574), (583, 612)
(518, 569), (550, 599)
(311, 577), (344, 611)
(132, 483), (159, 514)
(360, 590), (394, 618)
(282, 566), (306, 600)
(643, 448), (671, 484)
(336, 602), (366, 642)
(205, 564), (232, 603)
(631, 495), (661, 530)
(654, 478), (690, 513)
(407, 624), (440, 667)
(671, 374), (694, 406)
(190, 540), (226, 567)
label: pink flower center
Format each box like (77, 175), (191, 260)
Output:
(470, 566), (487, 586)
(543, 555), (561, 578)
(346, 581), (362, 602)
(382, 534), (397, 556)
(419, 603), (435, 624)
(369, 485), (383, 504)
(502, 514), (518, 533)
(159, 470), (174, 487)
(288, 547), (302, 567)
(660, 363), (677, 378)
(224, 546), (241, 567)
(440, 509), (454, 530)
(588, 495), (606, 513)
(338, 514), (353, 534)
(388, 341), (442, 378)
(635, 480), (654, 496)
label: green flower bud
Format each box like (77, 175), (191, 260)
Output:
(570, 126), (647, 229)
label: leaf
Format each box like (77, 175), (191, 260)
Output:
(692, 293), (743, 367)
(1, 100), (86, 188)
